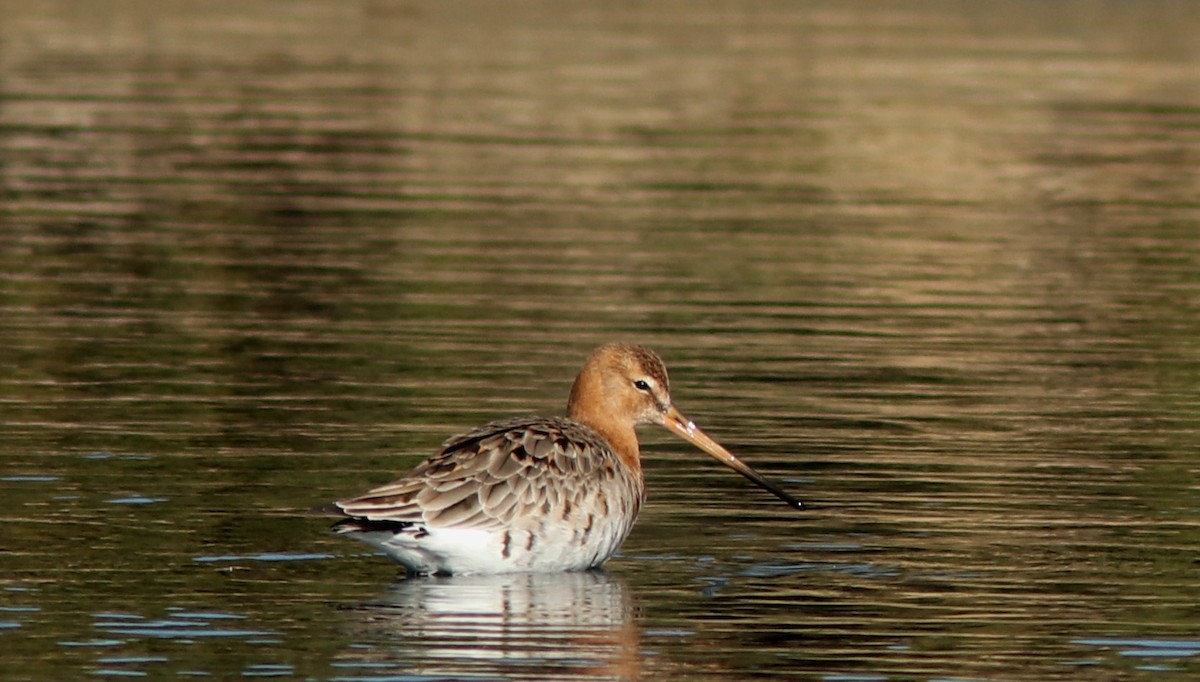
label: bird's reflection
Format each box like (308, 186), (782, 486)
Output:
(337, 571), (641, 681)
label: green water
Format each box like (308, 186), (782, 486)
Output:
(1, 0), (1198, 679)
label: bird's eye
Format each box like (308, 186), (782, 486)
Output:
(633, 379), (652, 392)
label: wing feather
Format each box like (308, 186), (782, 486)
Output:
(334, 417), (627, 534)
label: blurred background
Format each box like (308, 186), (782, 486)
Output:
(1, 1), (1197, 680)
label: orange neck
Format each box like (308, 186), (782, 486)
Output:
(567, 364), (642, 474)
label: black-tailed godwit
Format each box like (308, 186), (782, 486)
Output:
(327, 343), (802, 575)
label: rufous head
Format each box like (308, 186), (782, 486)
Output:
(568, 343), (803, 510)
(567, 343), (671, 428)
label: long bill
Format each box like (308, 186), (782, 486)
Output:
(658, 405), (804, 510)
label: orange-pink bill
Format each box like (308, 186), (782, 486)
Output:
(659, 406), (804, 510)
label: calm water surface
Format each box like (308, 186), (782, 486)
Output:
(2, 1), (1198, 680)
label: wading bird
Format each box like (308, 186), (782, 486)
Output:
(326, 343), (802, 576)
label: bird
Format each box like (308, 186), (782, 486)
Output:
(325, 343), (803, 576)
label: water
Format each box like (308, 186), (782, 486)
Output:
(2, 0), (1198, 679)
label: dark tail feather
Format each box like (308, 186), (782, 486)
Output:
(330, 517), (417, 535)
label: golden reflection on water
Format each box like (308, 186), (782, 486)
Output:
(1, 0), (1198, 680)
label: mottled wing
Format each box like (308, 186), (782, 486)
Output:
(334, 417), (623, 532)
